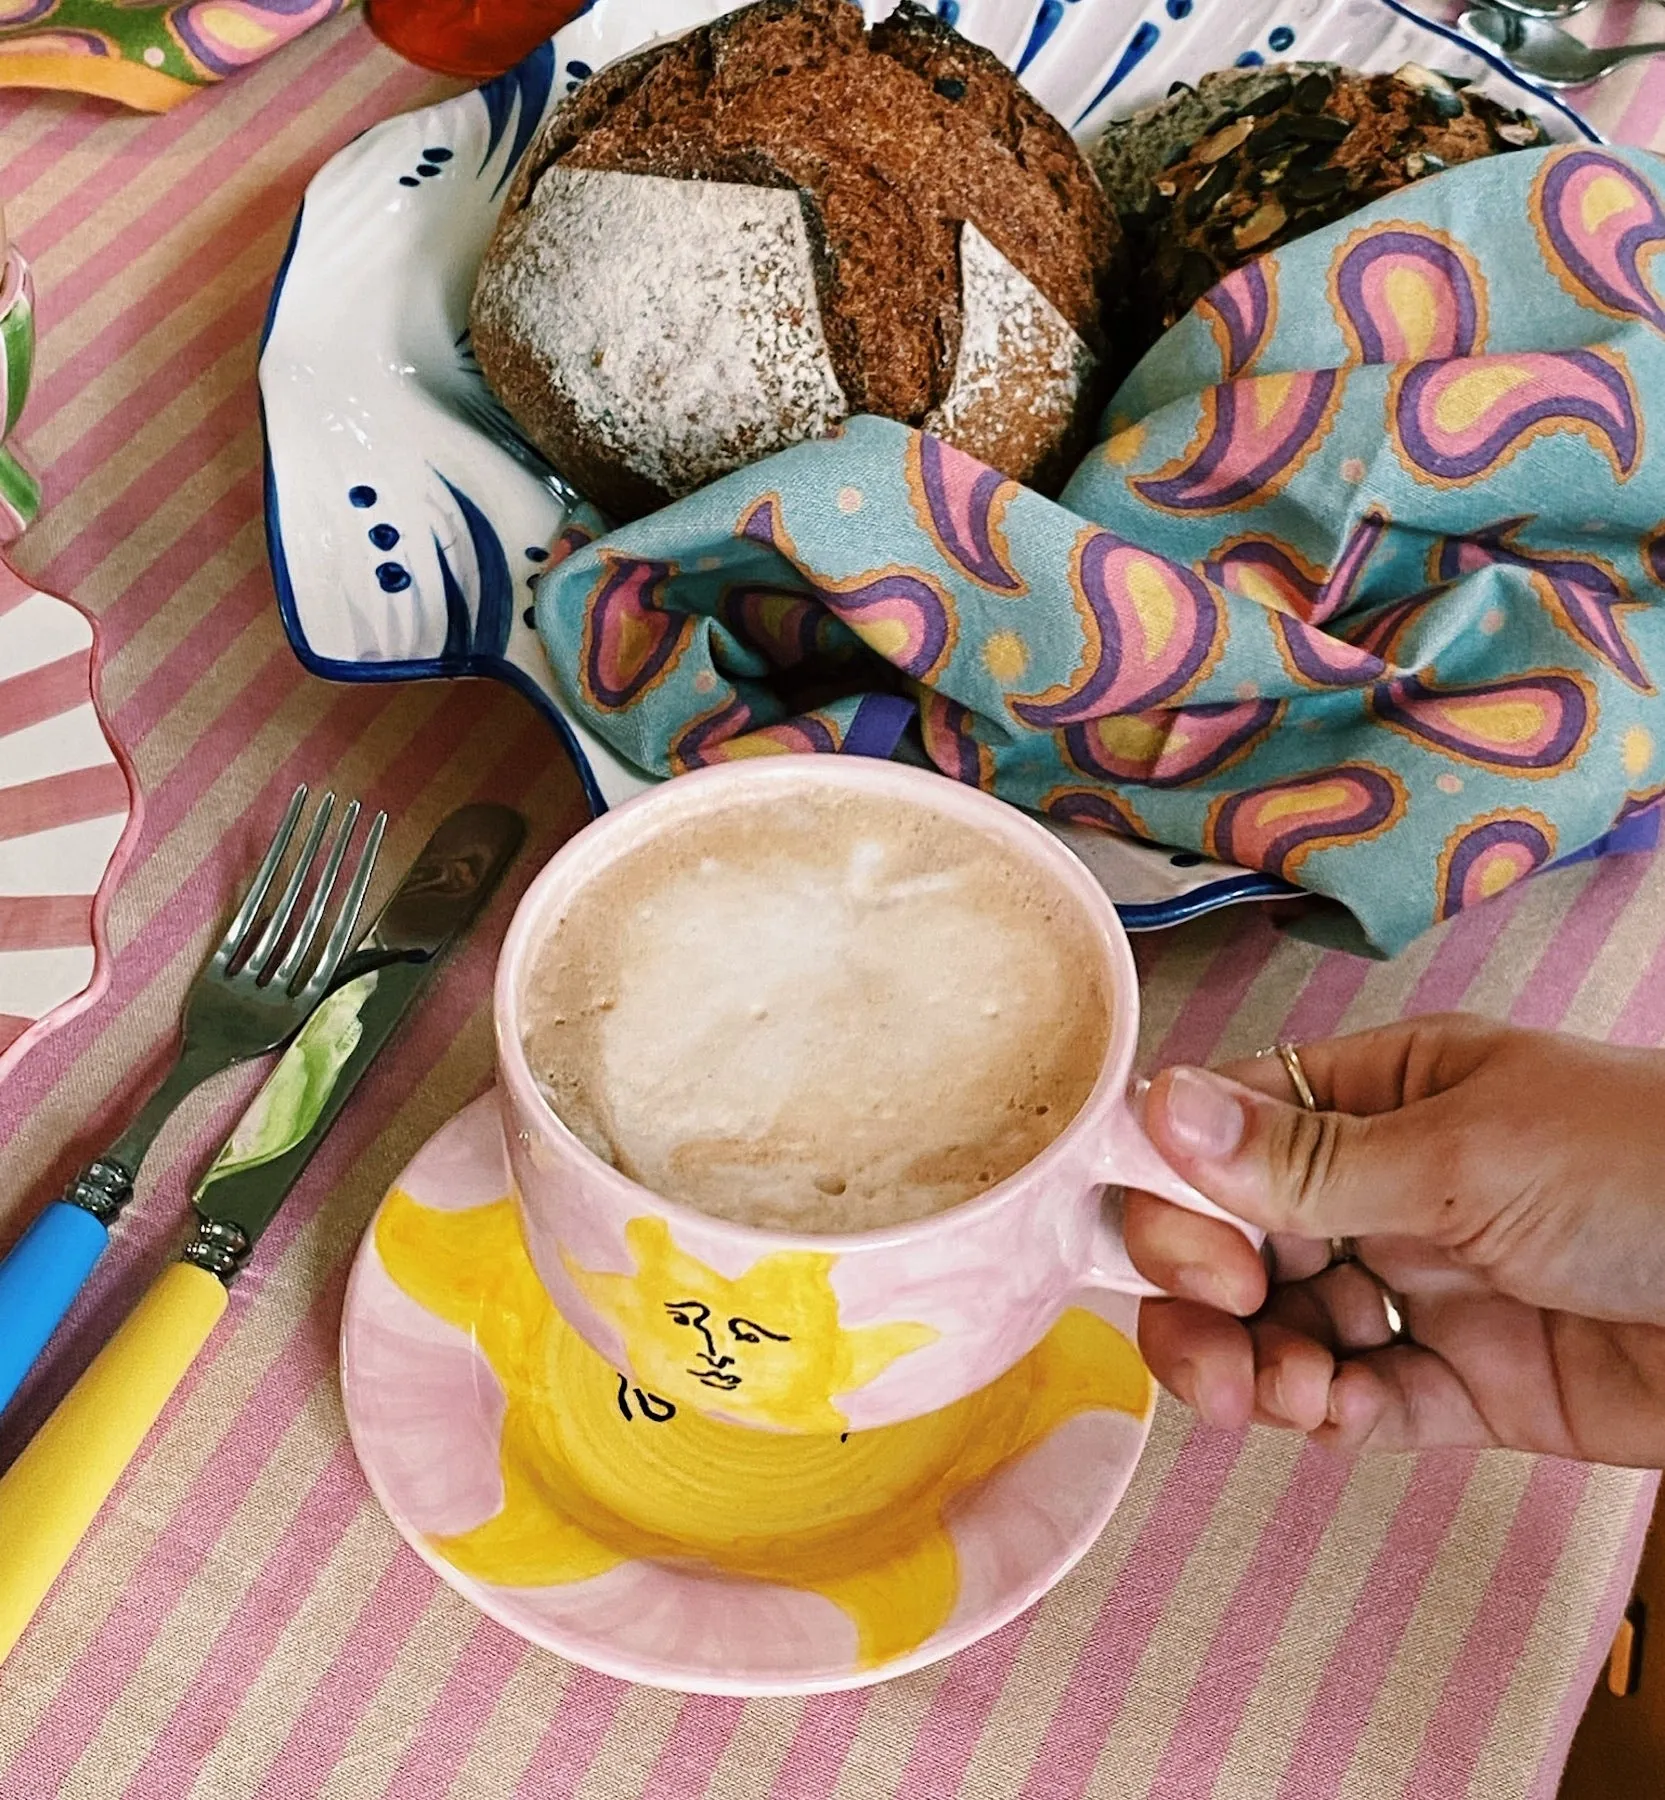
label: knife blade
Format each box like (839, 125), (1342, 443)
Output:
(182, 801), (525, 1279)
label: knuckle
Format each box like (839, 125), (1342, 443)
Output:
(1262, 1103), (1346, 1231)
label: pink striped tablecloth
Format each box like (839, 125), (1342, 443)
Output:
(1, 8), (1663, 1798)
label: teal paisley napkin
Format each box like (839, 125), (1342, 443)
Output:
(535, 145), (1665, 956)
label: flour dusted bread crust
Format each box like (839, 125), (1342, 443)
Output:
(469, 0), (1118, 518)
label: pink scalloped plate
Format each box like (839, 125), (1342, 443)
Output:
(0, 557), (143, 1087)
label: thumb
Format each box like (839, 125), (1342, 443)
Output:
(1143, 1065), (1458, 1242)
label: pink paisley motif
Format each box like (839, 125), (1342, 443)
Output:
(1435, 519), (1651, 693)
(547, 519), (598, 570)
(1534, 149), (1665, 332)
(1202, 537), (1324, 620)
(1330, 225), (1487, 364)
(1206, 765), (1407, 877)
(1198, 261), (1276, 378)
(718, 586), (838, 671)
(818, 568), (957, 681)
(1010, 529), (1223, 730)
(1041, 787), (1151, 840)
(1371, 671), (1597, 776)
(737, 490), (956, 681)
(919, 692), (993, 788)
(671, 693), (753, 771)
(670, 699), (848, 770)
(1391, 348), (1640, 486)
(1342, 589), (1439, 663)
(169, 0), (343, 79)
(1316, 508), (1391, 623)
(1131, 370), (1343, 514)
(0, 0), (57, 26)
(1271, 618), (1387, 690)
(1205, 509), (1389, 632)
(683, 711), (844, 767)
(905, 434), (1024, 595)
(579, 556), (692, 713)
(1436, 809), (1557, 921)
(1063, 699), (1281, 788)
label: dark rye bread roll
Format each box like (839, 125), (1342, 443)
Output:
(1094, 62), (1548, 354)
(470, 0), (1119, 518)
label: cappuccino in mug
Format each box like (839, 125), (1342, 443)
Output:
(522, 784), (1110, 1233)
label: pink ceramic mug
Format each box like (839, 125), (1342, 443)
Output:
(495, 756), (1259, 1434)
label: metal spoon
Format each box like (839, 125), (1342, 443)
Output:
(1461, 6), (1665, 86)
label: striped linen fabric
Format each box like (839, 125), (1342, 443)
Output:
(0, 9), (1663, 1797)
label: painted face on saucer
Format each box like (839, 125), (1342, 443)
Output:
(564, 1216), (936, 1433)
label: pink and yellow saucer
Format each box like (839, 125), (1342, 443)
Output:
(341, 1092), (1156, 1694)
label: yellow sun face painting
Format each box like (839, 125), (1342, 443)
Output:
(563, 1215), (937, 1433)
(372, 1187), (1152, 1671)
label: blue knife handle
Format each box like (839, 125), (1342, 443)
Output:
(0, 1203), (109, 1414)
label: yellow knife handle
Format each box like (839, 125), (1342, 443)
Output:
(0, 1260), (226, 1664)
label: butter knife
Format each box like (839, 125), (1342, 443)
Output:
(0, 804), (523, 1665)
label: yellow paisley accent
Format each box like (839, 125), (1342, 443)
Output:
(194, 5), (281, 52)
(1125, 560), (1179, 657)
(374, 1190), (1150, 1670)
(1228, 567), (1298, 615)
(1444, 697), (1548, 747)
(1624, 725), (1653, 778)
(1382, 267), (1442, 360)
(1257, 782), (1356, 826)
(1085, 714), (1167, 763)
(1430, 363), (1538, 435)
(707, 734), (797, 760)
(1251, 373), (1296, 429)
(859, 617), (914, 661)
(1581, 174), (1639, 235)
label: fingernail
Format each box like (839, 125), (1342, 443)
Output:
(1173, 1264), (1239, 1312)
(1273, 1366), (1320, 1432)
(1163, 1068), (1246, 1158)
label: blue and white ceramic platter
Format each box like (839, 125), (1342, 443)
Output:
(259, 0), (1594, 927)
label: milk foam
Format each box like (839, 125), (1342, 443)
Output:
(521, 788), (1110, 1232)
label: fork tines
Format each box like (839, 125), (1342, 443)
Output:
(214, 785), (387, 998)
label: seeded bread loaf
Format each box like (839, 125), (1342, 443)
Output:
(1094, 62), (1548, 353)
(470, 0), (1120, 519)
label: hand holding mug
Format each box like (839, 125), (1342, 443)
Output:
(1124, 1015), (1665, 1468)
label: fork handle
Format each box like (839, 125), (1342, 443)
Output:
(0, 1260), (225, 1664)
(0, 1201), (112, 1415)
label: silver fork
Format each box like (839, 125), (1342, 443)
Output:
(0, 785), (385, 1413)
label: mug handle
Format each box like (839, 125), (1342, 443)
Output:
(1084, 1078), (1264, 1299)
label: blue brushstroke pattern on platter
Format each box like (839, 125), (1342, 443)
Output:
(258, 0), (1595, 926)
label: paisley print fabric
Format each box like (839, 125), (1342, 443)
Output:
(1437, 810), (1558, 921)
(539, 149), (1665, 956)
(1534, 150), (1665, 332)
(0, 0), (346, 108)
